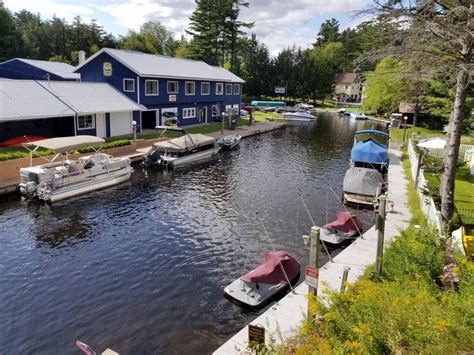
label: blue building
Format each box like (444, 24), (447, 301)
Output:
(75, 48), (244, 130)
(0, 58), (80, 81)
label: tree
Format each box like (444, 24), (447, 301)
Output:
(139, 21), (177, 55)
(0, 2), (23, 61)
(315, 18), (340, 45)
(362, 1), (473, 224)
(363, 57), (407, 114)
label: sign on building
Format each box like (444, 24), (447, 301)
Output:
(305, 265), (319, 289)
(169, 95), (176, 102)
(103, 62), (112, 77)
(274, 86), (286, 94)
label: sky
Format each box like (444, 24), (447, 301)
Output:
(3, 0), (372, 55)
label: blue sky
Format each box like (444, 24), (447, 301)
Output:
(4, 0), (371, 55)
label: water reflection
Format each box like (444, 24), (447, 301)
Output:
(0, 113), (384, 354)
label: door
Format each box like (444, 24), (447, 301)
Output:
(96, 113), (106, 138)
(110, 111), (132, 137)
(199, 106), (207, 124)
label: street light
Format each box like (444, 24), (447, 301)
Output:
(132, 120), (137, 145)
(402, 116), (408, 144)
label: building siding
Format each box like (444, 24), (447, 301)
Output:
(0, 59), (72, 81)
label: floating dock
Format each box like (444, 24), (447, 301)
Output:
(213, 148), (411, 354)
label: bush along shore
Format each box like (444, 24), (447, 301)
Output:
(273, 154), (474, 354)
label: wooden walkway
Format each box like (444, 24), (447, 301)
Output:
(213, 148), (412, 354)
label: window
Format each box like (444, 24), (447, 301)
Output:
(182, 107), (196, 119)
(167, 81), (178, 94)
(225, 83), (232, 95)
(212, 104), (220, 116)
(123, 78), (135, 92)
(201, 82), (210, 95)
(216, 83), (223, 95)
(145, 80), (159, 96)
(233, 84), (240, 95)
(77, 114), (95, 130)
(185, 81), (195, 95)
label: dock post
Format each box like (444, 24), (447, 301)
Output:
(375, 194), (387, 276)
(340, 267), (350, 293)
(309, 226), (320, 296)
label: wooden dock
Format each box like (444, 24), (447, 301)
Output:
(213, 148), (411, 354)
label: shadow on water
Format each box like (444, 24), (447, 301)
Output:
(0, 113), (385, 354)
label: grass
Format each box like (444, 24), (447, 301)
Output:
(390, 126), (474, 145)
(281, 151), (474, 354)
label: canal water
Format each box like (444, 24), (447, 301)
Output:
(0, 114), (384, 354)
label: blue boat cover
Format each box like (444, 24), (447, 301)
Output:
(351, 138), (388, 164)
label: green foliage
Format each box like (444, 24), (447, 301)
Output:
(75, 139), (130, 154)
(363, 57), (408, 114)
(119, 21), (177, 56)
(0, 146), (52, 161)
(315, 18), (340, 45)
(0, 3), (23, 61)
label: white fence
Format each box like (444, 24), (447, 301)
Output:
(421, 144), (474, 160)
(407, 139), (444, 232)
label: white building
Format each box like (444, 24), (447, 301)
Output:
(335, 73), (363, 103)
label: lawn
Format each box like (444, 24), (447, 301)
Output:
(390, 126), (474, 145)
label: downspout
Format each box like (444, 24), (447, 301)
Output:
(137, 75), (140, 105)
(74, 114), (77, 136)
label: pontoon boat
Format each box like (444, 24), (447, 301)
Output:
(224, 251), (300, 308)
(218, 134), (241, 150)
(19, 136), (132, 203)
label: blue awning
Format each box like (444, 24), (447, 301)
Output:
(351, 138), (388, 164)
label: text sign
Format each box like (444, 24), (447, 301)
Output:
(169, 95), (176, 102)
(248, 324), (265, 344)
(103, 62), (112, 77)
(305, 265), (319, 289)
(274, 86), (285, 94)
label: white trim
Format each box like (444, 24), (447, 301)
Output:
(201, 82), (210, 95)
(77, 114), (96, 130)
(123, 78), (135, 92)
(216, 83), (223, 95)
(145, 79), (159, 96)
(182, 107), (196, 119)
(136, 76), (140, 104)
(225, 83), (232, 95)
(233, 84), (240, 95)
(185, 81), (195, 95)
(167, 80), (178, 94)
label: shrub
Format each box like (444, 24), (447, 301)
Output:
(76, 139), (130, 153)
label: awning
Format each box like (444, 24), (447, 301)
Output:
(417, 137), (446, 149)
(24, 135), (105, 153)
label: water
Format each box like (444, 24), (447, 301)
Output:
(0, 114), (384, 354)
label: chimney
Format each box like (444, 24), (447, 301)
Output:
(78, 50), (86, 65)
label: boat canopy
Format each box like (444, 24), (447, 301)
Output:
(324, 211), (363, 234)
(23, 135), (105, 153)
(241, 251), (300, 285)
(250, 100), (286, 107)
(354, 130), (389, 140)
(153, 133), (215, 153)
(351, 139), (388, 164)
(343, 167), (384, 197)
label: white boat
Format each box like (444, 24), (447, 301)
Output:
(144, 129), (219, 168)
(321, 211), (364, 245)
(342, 167), (384, 205)
(19, 136), (132, 203)
(224, 251), (300, 308)
(282, 111), (316, 121)
(218, 134), (241, 150)
(349, 112), (367, 120)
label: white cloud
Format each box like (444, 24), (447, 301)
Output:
(4, 0), (372, 54)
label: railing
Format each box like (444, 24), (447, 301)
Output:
(421, 144), (474, 160)
(407, 139), (444, 232)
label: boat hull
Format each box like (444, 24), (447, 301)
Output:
(162, 147), (220, 168)
(343, 192), (377, 206)
(320, 227), (359, 245)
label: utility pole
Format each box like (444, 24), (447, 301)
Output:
(375, 194), (387, 276)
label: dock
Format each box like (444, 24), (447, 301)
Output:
(0, 121), (286, 197)
(213, 148), (411, 354)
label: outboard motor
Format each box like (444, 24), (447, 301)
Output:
(143, 148), (161, 167)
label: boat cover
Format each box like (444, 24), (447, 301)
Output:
(241, 251), (300, 285)
(23, 135), (105, 153)
(324, 211), (363, 234)
(351, 139), (388, 164)
(354, 130), (389, 139)
(153, 133), (215, 152)
(343, 167), (384, 197)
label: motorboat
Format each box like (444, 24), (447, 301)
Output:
(144, 127), (219, 168)
(336, 108), (346, 114)
(218, 134), (241, 150)
(224, 251), (300, 308)
(19, 136), (132, 203)
(282, 111), (316, 122)
(351, 130), (390, 173)
(342, 167), (384, 205)
(349, 111), (367, 120)
(321, 211), (364, 245)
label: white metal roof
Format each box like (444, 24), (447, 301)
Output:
(76, 48), (245, 83)
(0, 79), (74, 122)
(13, 58), (80, 80)
(38, 81), (141, 114)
